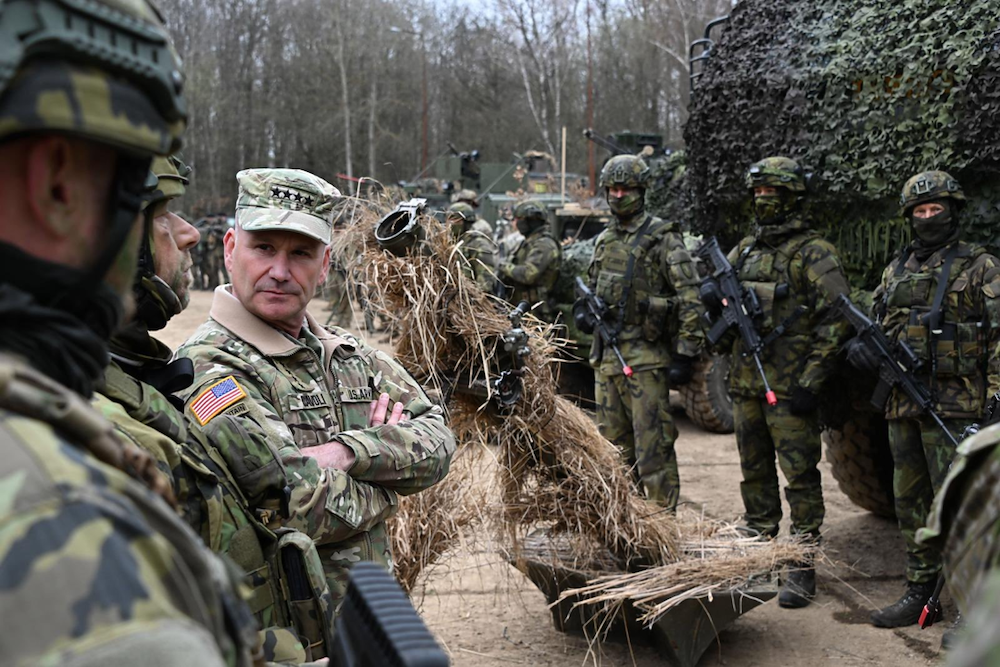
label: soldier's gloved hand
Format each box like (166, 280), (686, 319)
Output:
(668, 354), (697, 386)
(573, 297), (596, 334)
(845, 337), (879, 373)
(789, 386), (819, 416)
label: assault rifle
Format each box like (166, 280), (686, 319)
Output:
(574, 277), (633, 377)
(493, 301), (532, 408)
(833, 294), (959, 447)
(333, 562), (449, 667)
(696, 237), (777, 406)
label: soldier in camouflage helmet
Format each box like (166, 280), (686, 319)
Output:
(92, 159), (337, 661)
(498, 199), (562, 320)
(848, 171), (1000, 628)
(0, 2), (264, 665)
(713, 156), (851, 608)
(454, 188), (480, 207)
(175, 168), (457, 612)
(448, 202), (497, 292)
(577, 154), (704, 510)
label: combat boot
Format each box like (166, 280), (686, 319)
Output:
(778, 563), (816, 608)
(870, 581), (937, 628)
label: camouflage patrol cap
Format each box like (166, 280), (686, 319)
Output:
(147, 155), (191, 206)
(447, 202), (475, 223)
(599, 155), (650, 189)
(745, 157), (807, 193)
(236, 168), (341, 244)
(513, 199), (546, 221)
(900, 170), (966, 215)
(0, 0), (187, 155)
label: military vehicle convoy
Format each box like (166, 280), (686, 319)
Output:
(684, 0), (1000, 517)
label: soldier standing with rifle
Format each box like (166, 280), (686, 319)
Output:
(498, 199), (562, 321)
(704, 157), (851, 609)
(574, 155), (703, 511)
(846, 171), (1000, 628)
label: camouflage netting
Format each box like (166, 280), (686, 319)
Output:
(684, 0), (1000, 288)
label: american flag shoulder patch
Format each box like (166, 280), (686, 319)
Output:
(190, 376), (247, 426)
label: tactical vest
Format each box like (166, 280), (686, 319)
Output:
(736, 231), (819, 340)
(878, 243), (991, 418)
(100, 364), (334, 661)
(592, 216), (678, 343)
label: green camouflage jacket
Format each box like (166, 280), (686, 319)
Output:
(175, 287), (456, 605)
(727, 215), (851, 399)
(457, 228), (497, 292)
(917, 422), (1000, 613)
(586, 214), (703, 374)
(0, 354), (257, 667)
(93, 329), (335, 662)
(499, 227), (562, 317)
(873, 241), (1000, 419)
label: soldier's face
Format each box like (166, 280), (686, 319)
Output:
(753, 186), (779, 197)
(912, 202), (946, 219)
(226, 227), (331, 334)
(150, 201), (200, 309)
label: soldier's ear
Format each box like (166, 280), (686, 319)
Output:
(318, 244), (332, 285)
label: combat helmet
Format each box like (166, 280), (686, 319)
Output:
(599, 155), (650, 189)
(513, 199), (547, 221)
(745, 157), (807, 193)
(447, 202), (476, 223)
(0, 0), (188, 293)
(135, 155), (192, 331)
(900, 171), (965, 216)
(454, 188), (479, 206)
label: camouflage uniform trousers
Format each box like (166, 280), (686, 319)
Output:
(595, 367), (679, 509)
(733, 398), (823, 538)
(888, 415), (964, 584)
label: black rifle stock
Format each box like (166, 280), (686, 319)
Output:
(333, 562), (449, 667)
(574, 277), (633, 377)
(833, 294), (958, 447)
(696, 237), (777, 406)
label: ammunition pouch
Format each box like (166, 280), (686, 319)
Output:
(274, 529), (335, 660)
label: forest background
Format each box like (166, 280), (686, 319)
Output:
(158, 0), (734, 213)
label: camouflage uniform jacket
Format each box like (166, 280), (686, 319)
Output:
(458, 228), (497, 292)
(727, 216), (851, 399)
(873, 241), (1000, 419)
(499, 227), (562, 316)
(587, 214), (703, 374)
(93, 338), (335, 662)
(175, 287), (456, 598)
(917, 422), (1000, 613)
(0, 354), (257, 667)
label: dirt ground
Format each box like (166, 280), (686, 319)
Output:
(162, 290), (949, 667)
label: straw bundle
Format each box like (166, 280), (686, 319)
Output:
(556, 520), (814, 627)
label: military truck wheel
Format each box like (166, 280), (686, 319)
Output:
(678, 354), (734, 434)
(823, 414), (896, 519)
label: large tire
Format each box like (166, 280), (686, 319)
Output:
(678, 354), (734, 434)
(823, 413), (896, 519)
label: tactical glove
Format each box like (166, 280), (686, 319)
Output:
(789, 386), (819, 416)
(845, 337), (879, 373)
(668, 354), (696, 386)
(573, 297), (596, 334)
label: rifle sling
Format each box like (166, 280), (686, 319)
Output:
(920, 243), (960, 401)
(614, 215), (654, 337)
(761, 304), (809, 348)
